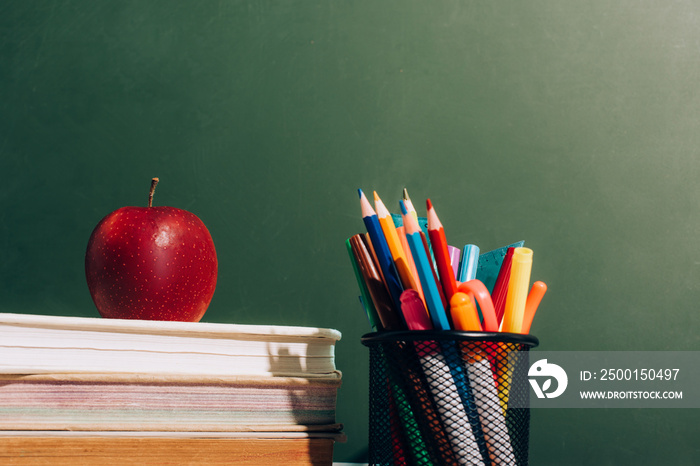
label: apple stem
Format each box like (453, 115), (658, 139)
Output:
(148, 178), (159, 207)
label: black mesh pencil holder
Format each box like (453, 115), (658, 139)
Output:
(362, 331), (539, 466)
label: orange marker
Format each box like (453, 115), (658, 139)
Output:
(521, 281), (547, 334)
(450, 292), (482, 331)
(457, 280), (499, 332)
(426, 199), (458, 302)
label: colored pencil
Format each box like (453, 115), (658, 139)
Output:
(374, 191), (420, 292)
(398, 226), (426, 304)
(426, 199), (458, 303)
(400, 200), (451, 330)
(346, 236), (382, 331)
(402, 188), (419, 223)
(420, 228), (448, 310)
(359, 189), (405, 311)
(349, 235), (404, 331)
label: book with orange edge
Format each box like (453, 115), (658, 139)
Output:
(0, 431), (346, 466)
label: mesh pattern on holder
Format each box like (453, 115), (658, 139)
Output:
(362, 331), (538, 466)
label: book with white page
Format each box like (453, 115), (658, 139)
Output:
(0, 313), (341, 378)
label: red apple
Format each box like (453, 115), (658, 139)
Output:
(85, 178), (218, 321)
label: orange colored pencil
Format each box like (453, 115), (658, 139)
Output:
(397, 226), (426, 304)
(374, 191), (419, 292)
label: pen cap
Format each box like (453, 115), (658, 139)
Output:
(458, 244), (480, 283)
(502, 248), (533, 333)
(447, 246), (461, 278)
(512, 247), (533, 265)
(522, 281), (547, 334)
(450, 292), (482, 332)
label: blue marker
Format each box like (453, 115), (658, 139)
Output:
(458, 244), (480, 283)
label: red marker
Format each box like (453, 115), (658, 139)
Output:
(400, 289), (433, 330)
(491, 247), (515, 326)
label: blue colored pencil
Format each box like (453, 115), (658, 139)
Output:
(400, 200), (451, 331)
(359, 189), (406, 321)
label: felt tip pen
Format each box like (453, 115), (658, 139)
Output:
(457, 280), (499, 332)
(464, 351), (517, 464)
(447, 246), (461, 278)
(450, 292), (482, 331)
(491, 247), (515, 327)
(522, 280), (547, 334)
(501, 247), (533, 334)
(457, 244), (480, 283)
(400, 200), (451, 330)
(400, 289), (433, 331)
(400, 291), (485, 464)
(417, 342), (485, 464)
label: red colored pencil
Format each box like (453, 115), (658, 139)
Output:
(426, 199), (458, 304)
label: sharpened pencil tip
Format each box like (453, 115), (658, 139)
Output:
(373, 191), (379, 202)
(402, 188), (410, 201)
(358, 188), (363, 199)
(426, 198), (433, 210)
(399, 199), (408, 215)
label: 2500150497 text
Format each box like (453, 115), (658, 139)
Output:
(580, 369), (679, 382)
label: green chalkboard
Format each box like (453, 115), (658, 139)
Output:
(3, 1), (700, 463)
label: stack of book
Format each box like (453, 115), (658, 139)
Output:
(0, 313), (344, 465)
